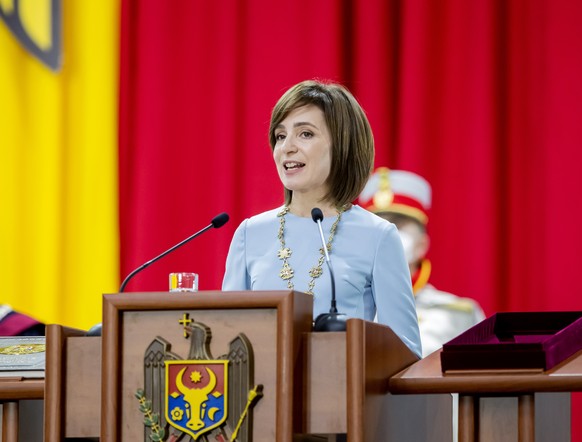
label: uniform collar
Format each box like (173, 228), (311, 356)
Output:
(411, 258), (431, 295)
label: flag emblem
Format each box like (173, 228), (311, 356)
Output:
(0, 0), (62, 70)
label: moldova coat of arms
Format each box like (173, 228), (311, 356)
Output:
(135, 315), (263, 441)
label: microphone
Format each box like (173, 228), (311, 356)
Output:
(311, 208), (347, 332)
(86, 213), (229, 337)
(119, 212), (230, 292)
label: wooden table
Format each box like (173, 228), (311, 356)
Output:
(389, 349), (582, 442)
(0, 378), (44, 442)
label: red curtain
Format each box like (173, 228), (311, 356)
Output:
(119, 0), (582, 436)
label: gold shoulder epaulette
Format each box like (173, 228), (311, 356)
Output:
(442, 299), (475, 313)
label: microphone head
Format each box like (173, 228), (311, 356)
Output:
(211, 212), (230, 228)
(311, 207), (324, 223)
(313, 312), (348, 332)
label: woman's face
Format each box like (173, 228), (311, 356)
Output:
(272, 104), (332, 201)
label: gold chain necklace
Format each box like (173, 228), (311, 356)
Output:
(276, 205), (345, 295)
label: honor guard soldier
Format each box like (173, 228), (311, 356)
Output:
(359, 167), (485, 357)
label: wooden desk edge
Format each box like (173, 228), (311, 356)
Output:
(389, 349), (582, 395)
(0, 379), (44, 400)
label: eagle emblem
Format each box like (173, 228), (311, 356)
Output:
(0, 0), (62, 70)
(136, 317), (263, 441)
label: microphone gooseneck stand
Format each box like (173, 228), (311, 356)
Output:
(311, 208), (347, 332)
(86, 212), (230, 337)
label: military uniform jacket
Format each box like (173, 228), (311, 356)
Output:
(415, 284), (485, 357)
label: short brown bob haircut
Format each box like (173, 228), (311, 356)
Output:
(269, 80), (374, 208)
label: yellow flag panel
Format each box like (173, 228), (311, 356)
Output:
(0, 1), (119, 330)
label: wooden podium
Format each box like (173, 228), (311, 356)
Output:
(44, 325), (101, 440)
(45, 290), (427, 442)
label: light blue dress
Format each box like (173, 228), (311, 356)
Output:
(222, 204), (422, 357)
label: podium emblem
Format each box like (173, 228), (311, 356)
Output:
(136, 316), (263, 442)
(165, 360), (228, 440)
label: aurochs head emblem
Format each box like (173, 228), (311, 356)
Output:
(137, 318), (263, 441)
(166, 361), (227, 439)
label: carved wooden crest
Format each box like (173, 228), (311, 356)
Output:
(136, 316), (263, 441)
